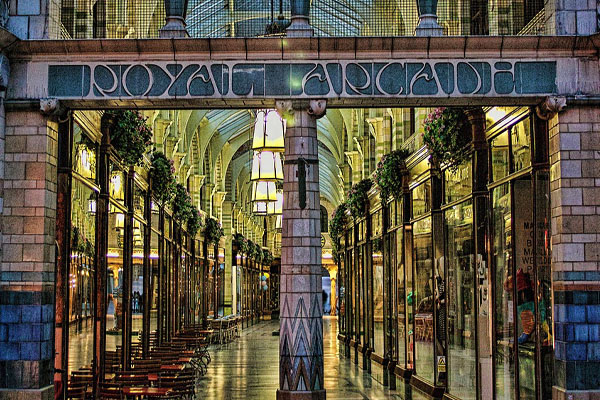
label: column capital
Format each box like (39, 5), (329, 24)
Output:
(275, 99), (327, 120)
(536, 96), (567, 120)
(40, 98), (67, 120)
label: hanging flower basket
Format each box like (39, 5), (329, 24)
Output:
(262, 249), (274, 266)
(374, 149), (410, 202)
(329, 203), (347, 264)
(150, 151), (176, 205)
(348, 179), (372, 219)
(204, 217), (224, 246)
(423, 107), (471, 172)
(110, 110), (152, 167)
(233, 233), (248, 254)
(187, 208), (202, 238)
(172, 183), (194, 222)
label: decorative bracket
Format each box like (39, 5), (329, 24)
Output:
(275, 99), (327, 121)
(40, 98), (67, 120)
(536, 96), (567, 120)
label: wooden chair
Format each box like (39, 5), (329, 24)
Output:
(98, 382), (124, 399)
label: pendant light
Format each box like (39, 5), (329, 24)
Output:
(252, 109), (285, 152)
(251, 151), (283, 181)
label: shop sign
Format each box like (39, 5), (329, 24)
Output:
(47, 60), (557, 100)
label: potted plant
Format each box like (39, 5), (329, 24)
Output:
(187, 208), (202, 238)
(172, 183), (194, 222)
(348, 179), (372, 219)
(329, 203), (347, 264)
(150, 151), (176, 204)
(374, 149), (410, 202)
(109, 110), (152, 167)
(423, 107), (471, 172)
(262, 249), (274, 266)
(204, 217), (224, 246)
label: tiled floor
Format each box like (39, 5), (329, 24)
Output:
(198, 316), (408, 399)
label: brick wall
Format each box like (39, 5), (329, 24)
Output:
(550, 106), (600, 399)
(7, 0), (58, 40)
(0, 110), (56, 399)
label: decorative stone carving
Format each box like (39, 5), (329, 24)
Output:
(0, 53), (10, 91)
(536, 96), (567, 120)
(275, 100), (327, 121)
(308, 100), (327, 118)
(40, 98), (66, 119)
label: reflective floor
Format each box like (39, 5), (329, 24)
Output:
(198, 316), (408, 399)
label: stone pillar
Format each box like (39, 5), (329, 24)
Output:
(159, 0), (190, 38)
(0, 106), (57, 399)
(276, 100), (326, 400)
(286, 0), (313, 37)
(547, 100), (600, 400)
(415, 0), (443, 36)
(545, 0), (598, 35)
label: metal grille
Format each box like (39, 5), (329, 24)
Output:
(57, 0), (546, 39)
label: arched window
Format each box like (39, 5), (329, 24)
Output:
(320, 205), (328, 233)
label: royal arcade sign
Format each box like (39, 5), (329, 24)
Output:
(48, 60), (557, 100)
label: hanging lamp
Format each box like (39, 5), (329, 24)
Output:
(251, 150), (283, 181)
(252, 109), (285, 151)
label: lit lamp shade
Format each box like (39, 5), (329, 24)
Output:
(251, 151), (283, 181)
(275, 215), (282, 230)
(253, 201), (268, 215)
(251, 181), (277, 202)
(266, 189), (283, 215)
(252, 110), (285, 151)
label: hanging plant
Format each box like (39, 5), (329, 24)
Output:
(150, 151), (176, 204)
(187, 208), (202, 238)
(423, 107), (471, 172)
(172, 183), (194, 222)
(374, 149), (410, 202)
(204, 217), (224, 246)
(233, 233), (248, 254)
(348, 179), (372, 219)
(329, 203), (347, 264)
(110, 110), (153, 167)
(262, 249), (274, 266)
(372, 237), (383, 253)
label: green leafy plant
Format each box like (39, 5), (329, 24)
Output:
(110, 110), (153, 166)
(187, 208), (202, 238)
(423, 107), (471, 172)
(262, 249), (274, 266)
(329, 203), (347, 264)
(204, 217), (224, 246)
(374, 149), (410, 201)
(347, 179), (372, 219)
(172, 183), (194, 222)
(150, 151), (176, 204)
(233, 233), (248, 254)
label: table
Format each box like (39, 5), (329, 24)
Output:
(122, 386), (172, 399)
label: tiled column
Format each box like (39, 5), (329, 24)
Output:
(0, 107), (56, 399)
(548, 102), (600, 399)
(277, 100), (326, 400)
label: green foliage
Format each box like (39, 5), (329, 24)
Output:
(71, 226), (95, 258)
(329, 203), (347, 264)
(172, 183), (194, 222)
(347, 179), (372, 219)
(374, 149), (410, 201)
(204, 217), (224, 245)
(187, 208), (202, 238)
(110, 110), (152, 167)
(233, 233), (249, 254)
(150, 151), (176, 204)
(423, 107), (471, 172)
(262, 249), (274, 266)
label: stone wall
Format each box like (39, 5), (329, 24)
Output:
(7, 0), (58, 40)
(0, 110), (56, 399)
(545, 0), (599, 35)
(550, 105), (600, 399)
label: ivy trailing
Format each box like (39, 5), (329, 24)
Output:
(423, 107), (471, 172)
(374, 149), (410, 201)
(329, 203), (347, 264)
(150, 151), (176, 204)
(233, 233), (249, 254)
(204, 217), (224, 246)
(110, 110), (153, 167)
(348, 179), (372, 219)
(172, 183), (194, 222)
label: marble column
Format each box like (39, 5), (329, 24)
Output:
(276, 100), (327, 400)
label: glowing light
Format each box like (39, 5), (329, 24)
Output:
(252, 181), (277, 202)
(252, 110), (285, 151)
(115, 213), (125, 228)
(251, 151), (283, 181)
(487, 107), (508, 124)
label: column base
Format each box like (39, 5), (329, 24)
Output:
(414, 15), (443, 36)
(159, 17), (190, 38)
(277, 390), (326, 400)
(0, 386), (54, 400)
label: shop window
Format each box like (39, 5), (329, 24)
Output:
(320, 205), (328, 232)
(73, 123), (97, 181)
(491, 131), (510, 182)
(371, 210), (382, 237)
(511, 117), (532, 173)
(445, 161), (472, 204)
(396, 228), (406, 368)
(134, 185), (146, 217)
(109, 164), (125, 202)
(413, 216), (434, 383)
(412, 181), (431, 218)
(372, 237), (384, 355)
(445, 200), (476, 399)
